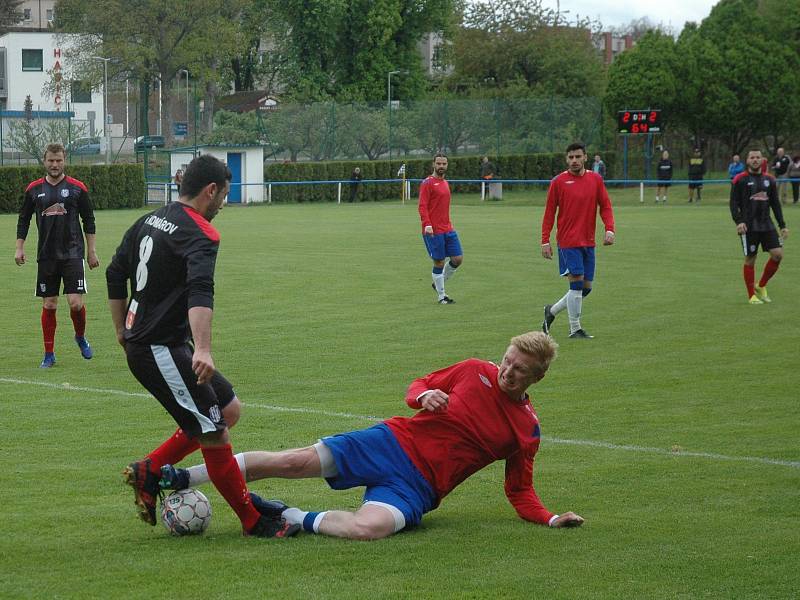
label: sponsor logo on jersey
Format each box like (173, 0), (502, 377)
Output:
(751, 191), (769, 202)
(41, 203), (67, 216)
(565, 180), (575, 185)
(479, 373), (493, 388)
(125, 299), (138, 330)
(37, 193), (45, 198)
(145, 214), (179, 234)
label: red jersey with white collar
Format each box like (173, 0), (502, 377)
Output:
(418, 175), (453, 234)
(541, 169), (614, 248)
(384, 358), (554, 525)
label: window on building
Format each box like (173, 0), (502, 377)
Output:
(46, 9), (54, 22)
(432, 45), (447, 71)
(23, 8), (32, 20)
(70, 81), (92, 103)
(22, 49), (43, 72)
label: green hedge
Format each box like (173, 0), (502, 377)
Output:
(264, 151), (617, 202)
(0, 163), (146, 213)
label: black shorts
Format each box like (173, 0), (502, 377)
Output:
(36, 258), (86, 297)
(657, 180), (672, 188)
(740, 230), (782, 256)
(688, 181), (703, 189)
(125, 342), (236, 438)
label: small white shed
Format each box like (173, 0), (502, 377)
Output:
(170, 145), (265, 204)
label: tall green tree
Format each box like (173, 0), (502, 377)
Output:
(0, 0), (23, 34)
(448, 0), (605, 97)
(55, 0), (245, 140)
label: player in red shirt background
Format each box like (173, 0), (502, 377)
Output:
(418, 153), (462, 304)
(15, 142), (100, 368)
(159, 331), (585, 540)
(541, 142), (615, 339)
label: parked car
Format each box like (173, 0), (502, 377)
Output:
(134, 135), (165, 151)
(67, 137), (101, 155)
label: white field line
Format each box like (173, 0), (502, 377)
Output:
(3, 377), (799, 469)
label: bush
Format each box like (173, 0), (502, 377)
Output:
(0, 163), (145, 213)
(262, 151), (617, 203)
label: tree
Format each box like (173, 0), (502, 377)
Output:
(7, 117), (88, 164)
(0, 0), (23, 35)
(54, 0), (246, 142)
(202, 110), (263, 145)
(272, 0), (455, 101)
(604, 31), (681, 124)
(448, 0), (606, 97)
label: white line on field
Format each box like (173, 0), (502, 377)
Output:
(3, 377), (799, 469)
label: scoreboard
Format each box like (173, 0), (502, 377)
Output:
(617, 110), (662, 134)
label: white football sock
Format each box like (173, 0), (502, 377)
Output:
(443, 260), (457, 282)
(566, 289), (583, 333)
(281, 507), (308, 525)
(551, 291), (569, 315)
(187, 452), (247, 486)
(432, 272), (445, 299)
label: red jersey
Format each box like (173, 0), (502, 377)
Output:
(541, 170), (615, 248)
(418, 176), (453, 234)
(384, 359), (554, 525)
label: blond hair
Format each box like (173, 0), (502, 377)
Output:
(509, 331), (558, 376)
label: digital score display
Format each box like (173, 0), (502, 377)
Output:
(618, 110), (662, 134)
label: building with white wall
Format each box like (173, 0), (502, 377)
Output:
(0, 31), (105, 140)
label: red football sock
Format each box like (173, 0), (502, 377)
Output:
(146, 428), (200, 474)
(743, 264), (755, 298)
(758, 258), (780, 287)
(41, 308), (57, 353)
(70, 305), (86, 337)
(201, 444), (260, 531)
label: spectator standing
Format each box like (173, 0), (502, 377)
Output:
(349, 167), (362, 203)
(787, 155), (800, 205)
(170, 169), (183, 204)
(656, 150), (673, 203)
(771, 147), (791, 204)
(591, 154), (607, 179)
(687, 148), (706, 203)
(728, 155), (745, 180)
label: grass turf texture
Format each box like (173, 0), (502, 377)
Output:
(1, 184), (798, 599)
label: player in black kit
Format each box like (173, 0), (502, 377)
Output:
(106, 154), (298, 538)
(730, 149), (790, 304)
(15, 142), (99, 368)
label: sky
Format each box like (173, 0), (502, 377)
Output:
(541, 0), (719, 32)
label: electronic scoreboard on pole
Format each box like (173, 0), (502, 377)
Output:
(617, 110), (662, 134)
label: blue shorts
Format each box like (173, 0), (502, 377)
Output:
(321, 424), (437, 528)
(558, 246), (595, 281)
(423, 231), (463, 262)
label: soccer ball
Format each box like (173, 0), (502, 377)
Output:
(161, 488), (212, 536)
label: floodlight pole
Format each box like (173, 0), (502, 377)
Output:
(179, 69), (189, 126)
(92, 56), (111, 163)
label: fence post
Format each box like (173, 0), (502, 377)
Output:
(337, 181), (342, 204)
(481, 181), (486, 201)
(640, 181), (644, 203)
(268, 183), (272, 204)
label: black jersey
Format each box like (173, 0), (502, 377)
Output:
(17, 176), (96, 261)
(106, 202), (220, 346)
(657, 159), (673, 180)
(730, 172), (786, 233)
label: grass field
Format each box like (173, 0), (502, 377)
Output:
(1, 184), (798, 599)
